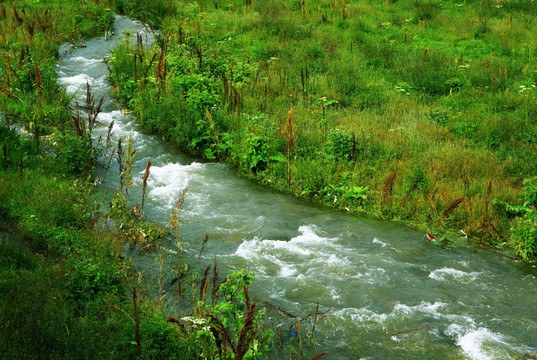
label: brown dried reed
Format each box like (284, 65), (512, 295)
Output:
(141, 158), (151, 213)
(206, 109), (220, 145)
(442, 197), (465, 218)
(198, 233), (209, 262)
(200, 265), (211, 302)
(236, 300), (258, 360)
(132, 286), (141, 358)
(311, 352), (329, 360)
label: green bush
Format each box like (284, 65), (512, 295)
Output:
(65, 254), (125, 311)
(508, 178), (537, 260)
(57, 134), (95, 174)
(326, 129), (355, 161)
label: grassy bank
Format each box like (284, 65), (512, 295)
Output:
(0, 1), (279, 359)
(108, 0), (537, 260)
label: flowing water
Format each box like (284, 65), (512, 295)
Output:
(56, 16), (537, 360)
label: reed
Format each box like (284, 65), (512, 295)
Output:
(480, 180), (492, 244)
(280, 109), (296, 186)
(205, 110), (220, 145)
(158, 252), (165, 309)
(171, 186), (189, 255)
(97, 120), (115, 176)
(210, 256), (219, 306)
(123, 134), (137, 201)
(132, 286), (142, 358)
(198, 233), (208, 262)
(141, 158), (151, 214)
(116, 138), (123, 193)
(441, 197), (465, 218)
(18, 156), (22, 178)
(277, 327), (283, 353)
(311, 352), (329, 360)
(199, 264), (211, 303)
(177, 270), (182, 319)
(400, 177), (416, 208)
(236, 300), (258, 360)
(84, 82), (103, 147)
(205, 313), (231, 359)
(382, 171), (396, 214)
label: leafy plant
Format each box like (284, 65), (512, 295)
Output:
(326, 129), (355, 161)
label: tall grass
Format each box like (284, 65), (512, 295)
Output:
(107, 0), (537, 258)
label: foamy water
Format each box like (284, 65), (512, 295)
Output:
(429, 267), (482, 283)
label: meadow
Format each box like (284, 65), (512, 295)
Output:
(109, 0), (537, 259)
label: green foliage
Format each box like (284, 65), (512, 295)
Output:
(114, 0), (176, 28)
(510, 210), (537, 261)
(136, 312), (195, 360)
(234, 115), (271, 173)
(414, 0), (440, 21)
(502, 178), (537, 261)
(407, 167), (430, 192)
(404, 50), (461, 96)
(199, 269), (273, 360)
(0, 251), (132, 360)
(57, 134), (95, 174)
(110, 0), (537, 253)
(65, 254), (125, 311)
(522, 177), (537, 207)
(0, 243), (37, 272)
(326, 129), (355, 162)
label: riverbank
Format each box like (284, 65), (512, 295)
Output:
(107, 0), (537, 261)
(0, 2), (275, 359)
(0, 2), (152, 358)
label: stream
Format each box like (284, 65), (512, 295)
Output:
(57, 16), (537, 360)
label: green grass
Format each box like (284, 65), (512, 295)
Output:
(107, 0), (537, 259)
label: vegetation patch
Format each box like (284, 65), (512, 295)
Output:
(108, 0), (537, 260)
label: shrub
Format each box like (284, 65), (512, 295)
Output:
(326, 129), (355, 161)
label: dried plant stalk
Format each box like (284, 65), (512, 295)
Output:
(311, 352), (329, 360)
(132, 286), (141, 358)
(199, 265), (211, 302)
(141, 158), (151, 213)
(206, 109), (220, 145)
(198, 233), (209, 262)
(382, 171), (396, 201)
(211, 256), (219, 306)
(480, 180), (492, 244)
(236, 300), (258, 360)
(442, 197), (465, 218)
